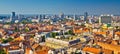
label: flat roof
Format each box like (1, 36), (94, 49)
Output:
(8, 49), (24, 52)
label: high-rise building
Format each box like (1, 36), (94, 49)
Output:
(11, 12), (16, 22)
(53, 15), (57, 18)
(59, 12), (64, 18)
(100, 14), (112, 24)
(42, 15), (45, 19)
(12, 12), (15, 19)
(12, 12), (15, 17)
(84, 12), (88, 21)
(73, 14), (76, 20)
(38, 15), (42, 22)
(18, 14), (24, 19)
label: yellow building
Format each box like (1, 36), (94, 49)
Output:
(45, 38), (69, 49)
(45, 37), (80, 49)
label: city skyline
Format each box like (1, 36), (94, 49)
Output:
(0, 0), (120, 15)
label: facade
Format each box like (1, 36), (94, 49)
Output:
(45, 38), (69, 49)
(11, 12), (16, 21)
(42, 15), (45, 19)
(100, 15), (112, 24)
(59, 13), (64, 18)
(45, 38), (80, 49)
(97, 42), (120, 54)
(38, 15), (42, 22)
(8, 49), (24, 54)
(12, 12), (15, 18)
(34, 32), (50, 43)
(84, 12), (88, 21)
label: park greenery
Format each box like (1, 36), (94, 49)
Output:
(50, 30), (74, 38)
(1, 37), (13, 43)
(0, 49), (6, 54)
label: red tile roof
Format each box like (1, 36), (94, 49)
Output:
(83, 47), (101, 54)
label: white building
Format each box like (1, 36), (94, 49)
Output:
(8, 49), (24, 54)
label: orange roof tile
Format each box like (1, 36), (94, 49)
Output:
(3, 32), (6, 35)
(36, 50), (48, 54)
(97, 42), (120, 52)
(83, 29), (89, 32)
(73, 28), (83, 34)
(14, 36), (24, 41)
(0, 29), (4, 32)
(66, 22), (74, 25)
(111, 40), (118, 45)
(102, 49), (113, 54)
(10, 33), (17, 37)
(32, 44), (39, 49)
(35, 47), (49, 54)
(118, 52), (120, 54)
(25, 48), (31, 54)
(115, 32), (120, 35)
(95, 32), (106, 35)
(30, 38), (35, 41)
(83, 47), (101, 54)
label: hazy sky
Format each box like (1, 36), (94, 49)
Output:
(0, 0), (120, 15)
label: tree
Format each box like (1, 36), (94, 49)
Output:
(115, 26), (119, 29)
(7, 37), (13, 42)
(2, 39), (8, 43)
(0, 49), (6, 54)
(50, 32), (57, 38)
(21, 20), (28, 24)
(56, 32), (59, 35)
(5, 22), (11, 25)
(30, 34), (35, 38)
(42, 36), (45, 42)
(68, 30), (73, 35)
(2, 37), (13, 43)
(14, 26), (19, 32)
(24, 27), (29, 32)
(81, 24), (86, 27)
(65, 32), (69, 35)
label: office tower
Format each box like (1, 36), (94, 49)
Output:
(18, 14), (24, 19)
(59, 12), (64, 18)
(11, 12), (16, 21)
(10, 12), (15, 22)
(88, 15), (94, 23)
(12, 12), (16, 20)
(38, 15), (42, 22)
(12, 12), (15, 18)
(17, 14), (20, 20)
(54, 15), (57, 18)
(73, 14), (76, 20)
(17, 14), (23, 20)
(42, 15), (45, 19)
(89, 18), (92, 23)
(100, 14), (112, 24)
(10, 15), (12, 22)
(84, 12), (88, 21)
(35, 15), (38, 18)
